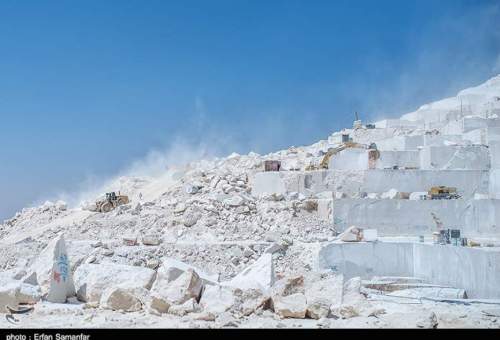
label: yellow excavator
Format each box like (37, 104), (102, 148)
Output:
(306, 142), (374, 170)
(428, 186), (460, 200)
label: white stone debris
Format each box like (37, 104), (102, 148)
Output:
(141, 235), (161, 246)
(1, 75), (500, 327)
(123, 236), (138, 246)
(199, 285), (236, 314)
(381, 189), (399, 199)
(305, 273), (343, 319)
(416, 311), (439, 329)
(0, 275), (42, 313)
(168, 298), (200, 316)
(306, 298), (331, 319)
(225, 253), (275, 292)
(273, 293), (307, 319)
(157, 258), (219, 285)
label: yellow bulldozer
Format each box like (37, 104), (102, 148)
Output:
(306, 142), (374, 171)
(95, 192), (129, 213)
(428, 186), (461, 200)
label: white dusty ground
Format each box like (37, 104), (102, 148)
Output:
(1, 75), (500, 328)
(2, 300), (500, 329)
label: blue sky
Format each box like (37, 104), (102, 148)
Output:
(1, 0), (500, 219)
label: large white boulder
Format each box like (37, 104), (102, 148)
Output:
(306, 298), (331, 319)
(149, 269), (203, 314)
(271, 275), (304, 297)
(45, 236), (76, 303)
(305, 273), (343, 319)
(73, 263), (156, 304)
(330, 277), (368, 319)
(233, 288), (270, 317)
(273, 293), (307, 319)
(342, 277), (364, 303)
(0, 282), (19, 313)
(157, 258), (218, 285)
(225, 253), (275, 292)
(18, 283), (43, 304)
(100, 287), (145, 312)
(199, 284), (270, 317)
(149, 296), (170, 314)
(0, 279), (42, 313)
(199, 285), (235, 314)
(269, 275), (307, 319)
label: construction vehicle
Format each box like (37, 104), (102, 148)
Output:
(95, 192), (129, 213)
(428, 186), (461, 200)
(306, 142), (373, 171)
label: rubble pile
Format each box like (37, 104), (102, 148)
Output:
(1, 75), (500, 328)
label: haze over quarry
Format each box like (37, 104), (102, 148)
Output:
(1, 0), (500, 219)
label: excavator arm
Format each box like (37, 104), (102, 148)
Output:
(319, 145), (347, 169)
(318, 142), (368, 169)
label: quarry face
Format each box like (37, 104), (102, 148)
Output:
(1, 75), (500, 329)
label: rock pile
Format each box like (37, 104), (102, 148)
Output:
(2, 75), (500, 327)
